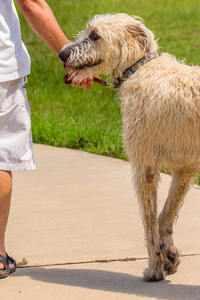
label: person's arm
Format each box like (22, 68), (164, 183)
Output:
(16, 0), (69, 54)
(16, 0), (93, 90)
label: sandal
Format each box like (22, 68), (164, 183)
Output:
(0, 253), (16, 278)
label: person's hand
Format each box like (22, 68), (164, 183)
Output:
(64, 66), (93, 91)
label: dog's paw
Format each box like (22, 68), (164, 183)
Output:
(163, 249), (180, 276)
(143, 268), (165, 282)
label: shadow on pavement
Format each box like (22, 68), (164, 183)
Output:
(14, 267), (200, 300)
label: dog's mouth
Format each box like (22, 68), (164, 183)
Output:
(67, 59), (102, 70)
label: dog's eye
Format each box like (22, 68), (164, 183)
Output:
(90, 33), (100, 41)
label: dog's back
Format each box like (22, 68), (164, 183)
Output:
(119, 53), (200, 171)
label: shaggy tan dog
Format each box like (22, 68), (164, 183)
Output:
(59, 13), (200, 281)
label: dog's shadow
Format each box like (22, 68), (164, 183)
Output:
(15, 266), (200, 300)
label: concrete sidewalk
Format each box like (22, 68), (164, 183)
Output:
(1, 144), (200, 299)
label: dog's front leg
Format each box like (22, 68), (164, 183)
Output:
(158, 170), (196, 276)
(134, 166), (164, 281)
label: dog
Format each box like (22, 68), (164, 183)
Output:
(59, 13), (200, 281)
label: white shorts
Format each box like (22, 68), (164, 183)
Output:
(0, 77), (36, 171)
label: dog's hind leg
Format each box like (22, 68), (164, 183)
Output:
(134, 166), (164, 281)
(158, 170), (195, 276)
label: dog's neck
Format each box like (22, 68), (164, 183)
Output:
(113, 52), (158, 89)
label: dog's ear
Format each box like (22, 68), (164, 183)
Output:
(126, 24), (150, 52)
(127, 24), (147, 38)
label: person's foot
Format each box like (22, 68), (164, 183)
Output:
(0, 261), (15, 270)
(0, 253), (16, 278)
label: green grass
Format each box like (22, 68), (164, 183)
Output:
(16, 0), (200, 180)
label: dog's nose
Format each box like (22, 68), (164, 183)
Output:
(58, 49), (70, 63)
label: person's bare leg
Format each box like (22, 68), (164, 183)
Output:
(0, 171), (14, 270)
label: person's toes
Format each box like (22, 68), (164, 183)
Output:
(0, 262), (5, 270)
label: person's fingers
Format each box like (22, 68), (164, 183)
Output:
(86, 77), (93, 91)
(64, 66), (75, 79)
(64, 65), (69, 72)
(71, 78), (88, 88)
(71, 79), (82, 87)
(65, 67), (93, 89)
(79, 78), (88, 88)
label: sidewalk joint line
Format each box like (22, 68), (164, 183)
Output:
(17, 257), (145, 268)
(17, 253), (200, 269)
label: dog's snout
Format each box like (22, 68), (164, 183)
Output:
(58, 48), (71, 63)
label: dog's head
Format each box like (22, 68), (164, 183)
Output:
(59, 13), (158, 78)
